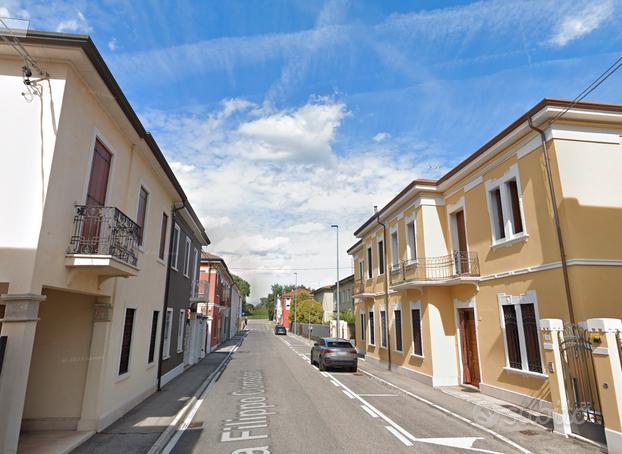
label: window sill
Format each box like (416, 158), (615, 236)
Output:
(115, 372), (131, 383)
(162, 353), (171, 360)
(394, 349), (403, 354)
(491, 233), (529, 250)
(146, 362), (155, 370)
(411, 353), (424, 359)
(503, 366), (547, 379)
(157, 258), (167, 266)
(379, 345), (388, 350)
(368, 343), (376, 347)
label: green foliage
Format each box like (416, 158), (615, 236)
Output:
(333, 310), (355, 324)
(289, 299), (323, 324)
(232, 274), (251, 297)
(242, 302), (255, 315)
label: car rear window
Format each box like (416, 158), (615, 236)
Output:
(327, 341), (353, 348)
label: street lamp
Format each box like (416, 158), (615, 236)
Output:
(293, 271), (298, 335)
(331, 224), (340, 338)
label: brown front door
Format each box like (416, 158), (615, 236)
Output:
(459, 309), (480, 387)
(454, 210), (468, 274)
(82, 141), (112, 252)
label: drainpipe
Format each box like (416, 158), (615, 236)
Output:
(527, 118), (575, 324)
(375, 209), (392, 371)
(157, 201), (186, 391)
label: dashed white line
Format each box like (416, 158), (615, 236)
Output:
(386, 426), (414, 447)
(342, 390), (355, 399)
(361, 405), (379, 418)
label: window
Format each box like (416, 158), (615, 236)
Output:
(159, 212), (168, 260)
(163, 308), (172, 359)
(367, 247), (372, 279)
(183, 238), (191, 277)
(499, 293), (543, 374)
(390, 231), (399, 271)
(171, 224), (180, 270)
(193, 248), (199, 279)
(148, 311), (159, 364)
(368, 310), (375, 345)
(378, 240), (385, 275)
(119, 308), (136, 375)
(486, 165), (526, 245)
(358, 260), (364, 281)
(137, 187), (148, 246)
(360, 312), (366, 341)
(380, 309), (387, 347)
(394, 308), (403, 351)
(177, 309), (185, 353)
(410, 306), (423, 356)
(406, 219), (417, 263)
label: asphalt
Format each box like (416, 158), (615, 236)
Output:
(166, 319), (599, 454)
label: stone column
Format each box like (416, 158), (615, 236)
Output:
(540, 318), (571, 436)
(583, 318), (622, 452)
(0, 293), (45, 454)
(78, 301), (112, 432)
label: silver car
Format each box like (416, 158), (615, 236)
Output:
(310, 338), (357, 372)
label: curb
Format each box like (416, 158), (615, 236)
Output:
(146, 333), (247, 454)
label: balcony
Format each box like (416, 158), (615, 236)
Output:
(353, 280), (375, 299)
(389, 251), (480, 290)
(191, 280), (209, 302)
(65, 205), (140, 280)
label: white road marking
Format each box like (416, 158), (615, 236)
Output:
(327, 372), (503, 453)
(357, 368), (531, 454)
(358, 394), (398, 397)
(320, 372), (329, 378)
(330, 380), (340, 387)
(342, 390), (355, 399)
(361, 405), (379, 418)
(386, 425), (414, 446)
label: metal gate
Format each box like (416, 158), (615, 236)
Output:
(558, 324), (605, 443)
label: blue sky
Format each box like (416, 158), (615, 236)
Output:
(3, 0), (622, 299)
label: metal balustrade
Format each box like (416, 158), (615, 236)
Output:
(68, 205), (140, 267)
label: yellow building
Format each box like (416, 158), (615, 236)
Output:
(349, 99), (622, 436)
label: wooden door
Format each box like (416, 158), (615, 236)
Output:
(459, 309), (480, 387)
(454, 210), (468, 274)
(81, 141), (112, 252)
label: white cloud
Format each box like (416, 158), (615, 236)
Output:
(286, 222), (326, 234)
(148, 97), (445, 299)
(108, 38), (117, 51)
(549, 1), (614, 47)
(373, 132), (391, 142)
(56, 11), (90, 33)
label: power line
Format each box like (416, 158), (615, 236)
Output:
(229, 266), (354, 271)
(551, 54), (622, 124)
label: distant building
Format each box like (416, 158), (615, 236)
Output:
(312, 285), (335, 322)
(333, 274), (354, 314)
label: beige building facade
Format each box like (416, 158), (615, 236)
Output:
(349, 99), (622, 448)
(0, 32), (207, 453)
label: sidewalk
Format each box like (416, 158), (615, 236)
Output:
(72, 335), (245, 454)
(288, 332), (600, 453)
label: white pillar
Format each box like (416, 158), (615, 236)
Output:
(78, 301), (112, 431)
(0, 293), (45, 454)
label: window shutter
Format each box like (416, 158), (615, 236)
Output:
(502, 305), (522, 369)
(507, 180), (523, 234)
(520, 303), (542, 372)
(148, 311), (159, 363)
(411, 309), (422, 356)
(119, 308), (135, 375)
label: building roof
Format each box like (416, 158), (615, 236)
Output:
(9, 30), (210, 245)
(353, 98), (622, 237)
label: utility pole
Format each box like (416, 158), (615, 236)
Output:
(293, 272), (298, 335)
(331, 224), (340, 338)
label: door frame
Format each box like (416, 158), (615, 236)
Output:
(82, 129), (117, 207)
(453, 298), (482, 387)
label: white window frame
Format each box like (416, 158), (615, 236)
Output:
(163, 308), (173, 359)
(117, 306), (137, 379)
(497, 290), (545, 377)
(171, 224), (180, 271)
(390, 228), (399, 272)
(392, 304), (403, 352)
(368, 308), (375, 346)
(379, 305), (387, 348)
(358, 259), (364, 281)
(377, 238), (385, 276)
(193, 247), (199, 280)
(177, 308), (185, 353)
(183, 237), (191, 278)
(405, 215), (417, 264)
(360, 312), (366, 341)
(485, 164), (528, 248)
(409, 301), (424, 358)
(366, 247), (373, 280)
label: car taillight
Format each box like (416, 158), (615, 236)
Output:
(324, 349), (335, 353)
(349, 349), (357, 354)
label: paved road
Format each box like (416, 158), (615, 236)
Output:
(166, 319), (532, 454)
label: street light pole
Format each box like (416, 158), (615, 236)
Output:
(331, 224), (340, 338)
(293, 271), (298, 335)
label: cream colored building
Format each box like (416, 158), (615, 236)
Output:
(0, 31), (207, 453)
(349, 99), (622, 448)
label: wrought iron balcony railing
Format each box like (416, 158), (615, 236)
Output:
(191, 280), (210, 299)
(68, 205), (140, 267)
(390, 251), (480, 285)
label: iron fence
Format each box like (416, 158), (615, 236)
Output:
(390, 251), (480, 285)
(68, 205), (140, 266)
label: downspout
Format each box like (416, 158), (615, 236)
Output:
(157, 201), (186, 391)
(527, 118), (575, 324)
(376, 211), (392, 371)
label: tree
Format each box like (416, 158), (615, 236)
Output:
(333, 310), (355, 324)
(242, 302), (255, 315)
(290, 299), (323, 324)
(232, 274), (251, 298)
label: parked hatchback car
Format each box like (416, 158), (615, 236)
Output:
(310, 338), (357, 372)
(274, 325), (287, 335)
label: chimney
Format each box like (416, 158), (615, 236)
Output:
(373, 205), (378, 214)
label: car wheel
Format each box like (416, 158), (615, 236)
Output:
(350, 365), (357, 373)
(318, 358), (326, 371)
